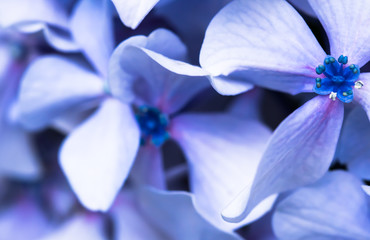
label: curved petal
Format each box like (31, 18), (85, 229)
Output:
(200, 0), (325, 94)
(337, 107), (370, 179)
(288, 0), (316, 17)
(0, 0), (68, 29)
(109, 29), (209, 114)
(222, 96), (344, 222)
(273, 171), (370, 240)
(171, 113), (276, 230)
(309, 0), (370, 67)
(16, 55), (105, 130)
(112, 0), (159, 29)
(129, 145), (166, 189)
(70, 0), (114, 76)
(137, 188), (243, 240)
(40, 214), (105, 240)
(354, 73), (370, 120)
(60, 98), (140, 211)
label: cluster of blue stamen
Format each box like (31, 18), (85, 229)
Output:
(313, 55), (361, 103)
(135, 106), (170, 147)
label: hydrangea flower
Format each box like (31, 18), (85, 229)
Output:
(272, 171), (370, 239)
(193, 0), (370, 222)
(16, 28), (275, 230)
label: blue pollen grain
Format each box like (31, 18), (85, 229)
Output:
(313, 55), (362, 103)
(135, 106), (170, 147)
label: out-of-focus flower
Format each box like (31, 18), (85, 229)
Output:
(272, 171), (370, 239)
(16, 28), (275, 231)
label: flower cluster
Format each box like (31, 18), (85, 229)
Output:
(0, 0), (369, 239)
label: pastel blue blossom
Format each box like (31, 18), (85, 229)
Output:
(16, 28), (275, 231)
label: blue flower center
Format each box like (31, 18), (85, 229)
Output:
(313, 55), (363, 103)
(135, 106), (170, 146)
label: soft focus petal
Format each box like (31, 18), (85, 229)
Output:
(222, 96), (343, 222)
(130, 145), (166, 189)
(111, 191), (166, 240)
(70, 0), (114, 76)
(109, 29), (209, 113)
(200, 0), (325, 94)
(309, 0), (370, 67)
(16, 56), (105, 130)
(0, 0), (68, 29)
(60, 98), (140, 211)
(112, 0), (159, 29)
(0, 198), (51, 240)
(171, 113), (275, 230)
(337, 107), (370, 179)
(354, 73), (370, 120)
(0, 122), (41, 179)
(273, 171), (370, 240)
(138, 188), (243, 240)
(40, 214), (106, 240)
(228, 89), (262, 121)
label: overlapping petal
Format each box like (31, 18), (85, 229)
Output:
(171, 113), (275, 230)
(337, 107), (370, 179)
(59, 98), (140, 211)
(200, 0), (325, 95)
(70, 0), (114, 76)
(309, 0), (370, 67)
(273, 171), (370, 239)
(354, 73), (370, 120)
(16, 56), (105, 130)
(112, 0), (159, 29)
(109, 29), (209, 114)
(222, 96), (343, 222)
(138, 188), (243, 240)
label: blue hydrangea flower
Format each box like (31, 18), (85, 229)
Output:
(16, 29), (275, 230)
(191, 0), (370, 222)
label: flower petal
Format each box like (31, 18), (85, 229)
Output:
(273, 171), (370, 239)
(337, 107), (370, 179)
(137, 188), (243, 240)
(16, 55), (105, 130)
(112, 0), (159, 29)
(289, 0), (316, 17)
(40, 215), (106, 240)
(222, 96), (343, 222)
(171, 113), (276, 230)
(308, 0), (370, 67)
(354, 73), (370, 120)
(129, 145), (166, 189)
(60, 98), (140, 211)
(109, 29), (209, 114)
(70, 0), (114, 76)
(200, 0), (325, 94)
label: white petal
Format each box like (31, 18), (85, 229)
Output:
(60, 98), (140, 211)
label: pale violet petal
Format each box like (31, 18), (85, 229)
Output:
(171, 113), (276, 230)
(109, 29), (209, 113)
(16, 55), (105, 130)
(273, 171), (370, 239)
(129, 145), (166, 189)
(337, 107), (370, 179)
(137, 188), (243, 240)
(200, 0), (325, 94)
(60, 98), (140, 211)
(309, 0), (370, 67)
(39, 214), (106, 240)
(354, 73), (370, 120)
(70, 0), (114, 76)
(112, 0), (159, 29)
(288, 0), (316, 17)
(222, 96), (344, 222)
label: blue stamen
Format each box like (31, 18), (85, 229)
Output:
(135, 106), (170, 147)
(313, 55), (361, 103)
